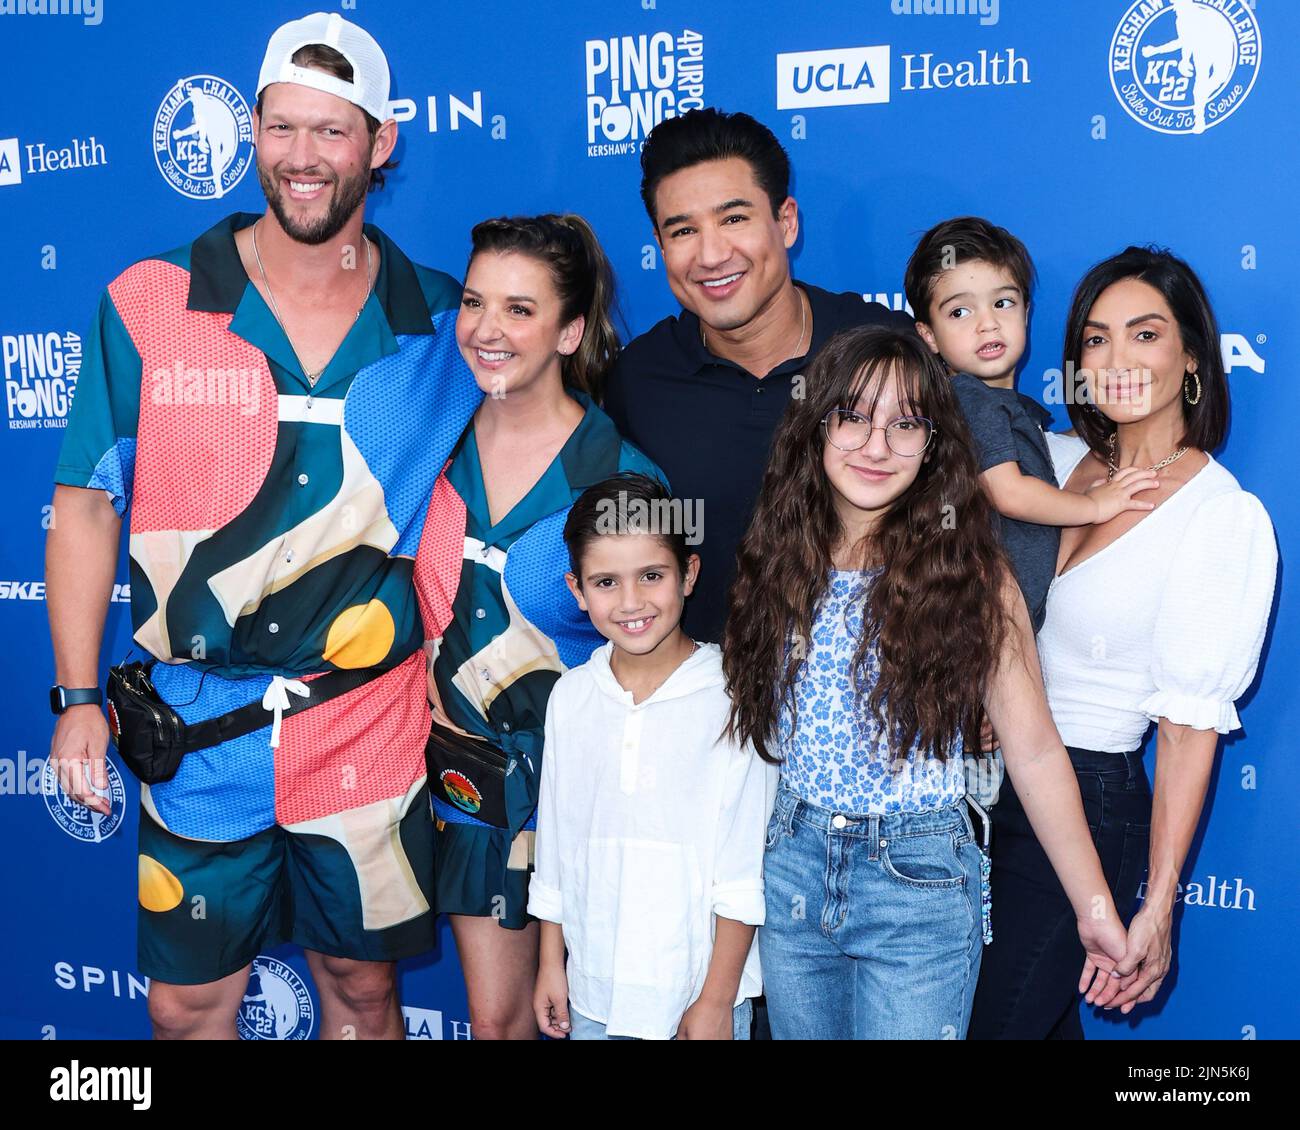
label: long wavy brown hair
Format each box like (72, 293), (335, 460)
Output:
(723, 326), (1012, 765)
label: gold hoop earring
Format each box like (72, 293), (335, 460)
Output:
(1184, 371), (1202, 406)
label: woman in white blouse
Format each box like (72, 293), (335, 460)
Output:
(969, 246), (1277, 1039)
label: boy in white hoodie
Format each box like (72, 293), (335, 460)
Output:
(528, 472), (776, 1040)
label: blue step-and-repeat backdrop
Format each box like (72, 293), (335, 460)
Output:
(1, 0), (1294, 1040)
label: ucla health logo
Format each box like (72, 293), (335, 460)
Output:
(1110, 0), (1261, 135)
(777, 46), (890, 110)
(237, 957), (314, 1040)
(154, 74), (254, 199)
(0, 138), (21, 186)
(584, 30), (704, 157)
(41, 754), (126, 843)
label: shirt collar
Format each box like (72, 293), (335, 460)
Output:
(186, 211), (435, 335)
(1016, 392), (1054, 428)
(556, 390), (630, 493)
(452, 391), (624, 548)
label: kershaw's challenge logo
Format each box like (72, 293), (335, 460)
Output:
(41, 754), (126, 843)
(1110, 0), (1261, 135)
(237, 957), (314, 1040)
(154, 74), (254, 199)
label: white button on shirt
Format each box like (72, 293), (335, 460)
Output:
(528, 641), (777, 1040)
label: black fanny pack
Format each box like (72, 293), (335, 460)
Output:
(425, 720), (510, 828)
(106, 659), (384, 785)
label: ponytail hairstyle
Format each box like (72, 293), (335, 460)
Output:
(723, 326), (1013, 765)
(466, 214), (621, 398)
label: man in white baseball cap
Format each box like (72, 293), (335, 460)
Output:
(252, 10), (397, 245)
(47, 12), (480, 1040)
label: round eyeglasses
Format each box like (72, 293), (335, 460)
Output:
(821, 409), (936, 457)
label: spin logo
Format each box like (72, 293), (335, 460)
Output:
(4, 330), (80, 430)
(584, 30), (704, 157)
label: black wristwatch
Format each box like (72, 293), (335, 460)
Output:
(50, 685), (103, 714)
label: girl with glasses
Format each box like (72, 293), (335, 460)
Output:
(722, 325), (1128, 1039)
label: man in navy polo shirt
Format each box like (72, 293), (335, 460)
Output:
(603, 108), (910, 645)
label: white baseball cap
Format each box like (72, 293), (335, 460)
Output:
(257, 11), (391, 122)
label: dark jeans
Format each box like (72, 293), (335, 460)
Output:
(968, 746), (1151, 1040)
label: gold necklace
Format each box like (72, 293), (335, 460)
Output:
(1106, 431), (1189, 482)
(702, 285), (808, 359)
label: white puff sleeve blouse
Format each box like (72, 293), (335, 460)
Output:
(1140, 488), (1276, 733)
(1039, 435), (1278, 752)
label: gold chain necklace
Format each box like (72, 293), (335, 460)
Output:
(1106, 431), (1189, 482)
(252, 220), (373, 387)
(702, 285), (808, 359)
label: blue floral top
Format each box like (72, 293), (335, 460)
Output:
(777, 570), (966, 815)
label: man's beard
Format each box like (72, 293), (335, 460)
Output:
(258, 161), (370, 246)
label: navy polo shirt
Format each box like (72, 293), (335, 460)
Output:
(603, 283), (912, 644)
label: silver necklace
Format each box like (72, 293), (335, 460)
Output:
(702, 285), (808, 359)
(251, 220), (373, 387)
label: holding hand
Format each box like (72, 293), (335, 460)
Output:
(1105, 906), (1173, 1014)
(1085, 467), (1159, 524)
(1076, 911), (1131, 1008)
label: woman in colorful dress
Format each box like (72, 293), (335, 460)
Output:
(412, 215), (662, 1039)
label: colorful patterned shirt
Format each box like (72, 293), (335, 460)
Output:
(416, 394), (663, 836)
(54, 212), (480, 846)
(777, 570), (966, 815)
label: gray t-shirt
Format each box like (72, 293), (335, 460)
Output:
(950, 373), (1060, 633)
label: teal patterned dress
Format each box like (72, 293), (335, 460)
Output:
(416, 391), (663, 928)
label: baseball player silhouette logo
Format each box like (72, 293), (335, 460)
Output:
(1110, 0), (1261, 136)
(154, 74), (254, 199)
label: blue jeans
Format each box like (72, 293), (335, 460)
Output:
(569, 998), (754, 1041)
(760, 782), (984, 1039)
(968, 746), (1152, 1040)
